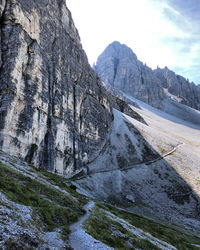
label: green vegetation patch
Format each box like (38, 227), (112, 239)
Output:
(96, 202), (200, 250)
(29, 165), (88, 204)
(0, 162), (86, 236)
(84, 207), (161, 250)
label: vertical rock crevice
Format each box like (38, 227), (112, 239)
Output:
(0, 0), (21, 144)
(0, 0), (10, 132)
(72, 83), (77, 171)
(17, 38), (38, 135)
(41, 35), (57, 172)
(0, 0), (7, 69)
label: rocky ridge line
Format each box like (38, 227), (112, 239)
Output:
(154, 66), (200, 110)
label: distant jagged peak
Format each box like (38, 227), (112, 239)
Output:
(95, 41), (200, 113)
(95, 41), (165, 109)
(154, 67), (200, 110)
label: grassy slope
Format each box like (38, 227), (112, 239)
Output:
(88, 202), (200, 250)
(0, 161), (87, 237)
(1, 159), (200, 249)
(84, 206), (161, 250)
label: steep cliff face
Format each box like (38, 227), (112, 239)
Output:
(154, 67), (200, 110)
(95, 41), (165, 109)
(95, 41), (200, 114)
(0, 0), (113, 175)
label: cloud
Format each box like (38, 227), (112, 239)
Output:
(149, 0), (200, 84)
(160, 36), (198, 54)
(67, 0), (200, 84)
(167, 0), (200, 21)
(173, 64), (200, 85)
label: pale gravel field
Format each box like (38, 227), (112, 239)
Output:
(125, 95), (200, 197)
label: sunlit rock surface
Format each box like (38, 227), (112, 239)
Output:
(94, 41), (165, 109)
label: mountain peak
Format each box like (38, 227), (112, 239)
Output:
(97, 41), (138, 62)
(95, 41), (200, 113)
(95, 41), (164, 109)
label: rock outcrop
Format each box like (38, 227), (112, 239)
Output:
(154, 67), (200, 110)
(0, 0), (113, 175)
(101, 82), (147, 125)
(94, 41), (165, 109)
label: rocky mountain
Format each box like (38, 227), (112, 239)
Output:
(95, 41), (200, 116)
(94, 41), (165, 109)
(82, 40), (200, 238)
(0, 0), (113, 176)
(154, 66), (200, 110)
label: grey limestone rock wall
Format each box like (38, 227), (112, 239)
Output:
(95, 41), (165, 109)
(0, 0), (113, 175)
(154, 67), (200, 111)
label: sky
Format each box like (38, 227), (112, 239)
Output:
(67, 0), (200, 85)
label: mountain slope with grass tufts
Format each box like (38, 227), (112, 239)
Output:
(1, 152), (200, 249)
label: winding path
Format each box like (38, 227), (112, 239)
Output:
(75, 143), (184, 180)
(69, 201), (177, 250)
(69, 201), (113, 250)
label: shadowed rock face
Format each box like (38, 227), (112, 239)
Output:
(0, 0), (113, 175)
(94, 41), (165, 109)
